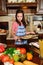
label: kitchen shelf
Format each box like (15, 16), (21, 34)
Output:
(0, 0), (7, 16)
(6, 2), (37, 8)
(0, 11), (7, 16)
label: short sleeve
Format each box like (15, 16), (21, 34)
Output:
(12, 22), (18, 33)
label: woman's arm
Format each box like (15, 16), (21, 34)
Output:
(11, 22), (21, 41)
(26, 31), (35, 35)
(26, 28), (35, 35)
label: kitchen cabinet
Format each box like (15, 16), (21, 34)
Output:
(0, 0), (7, 15)
(6, 3), (37, 8)
(37, 0), (43, 14)
(6, 0), (37, 14)
(0, 35), (6, 43)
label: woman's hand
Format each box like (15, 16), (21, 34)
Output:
(14, 35), (21, 41)
(11, 31), (21, 41)
(14, 35), (18, 40)
(26, 31), (35, 35)
(26, 32), (30, 35)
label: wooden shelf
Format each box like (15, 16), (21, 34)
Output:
(0, 11), (7, 16)
(6, 2), (37, 8)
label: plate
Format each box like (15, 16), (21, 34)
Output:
(21, 35), (37, 39)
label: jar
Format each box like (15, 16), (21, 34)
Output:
(26, 0), (35, 2)
(8, 0), (17, 3)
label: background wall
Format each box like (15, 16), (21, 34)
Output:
(0, 15), (34, 34)
(0, 15), (43, 35)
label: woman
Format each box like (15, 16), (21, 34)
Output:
(12, 9), (28, 45)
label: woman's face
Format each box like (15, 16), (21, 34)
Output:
(17, 13), (23, 22)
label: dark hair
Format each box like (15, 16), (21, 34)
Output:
(15, 9), (26, 27)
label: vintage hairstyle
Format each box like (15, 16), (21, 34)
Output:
(15, 9), (26, 27)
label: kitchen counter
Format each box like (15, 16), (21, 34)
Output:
(0, 47), (42, 65)
(6, 34), (38, 48)
(6, 34), (38, 40)
(5, 33), (43, 65)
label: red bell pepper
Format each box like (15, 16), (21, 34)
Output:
(0, 45), (5, 53)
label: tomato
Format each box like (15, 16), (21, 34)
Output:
(0, 54), (5, 60)
(9, 59), (14, 64)
(2, 55), (10, 62)
(0, 45), (5, 53)
(16, 47), (21, 51)
(17, 47), (26, 54)
(20, 48), (26, 54)
(0, 55), (3, 60)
